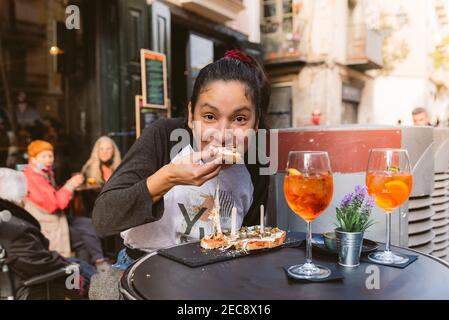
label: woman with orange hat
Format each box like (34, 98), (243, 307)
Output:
(24, 140), (106, 267)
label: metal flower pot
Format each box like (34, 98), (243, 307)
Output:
(335, 228), (364, 267)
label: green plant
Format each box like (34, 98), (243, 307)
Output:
(336, 186), (376, 233)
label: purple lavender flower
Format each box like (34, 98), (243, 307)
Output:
(362, 194), (375, 214)
(339, 186), (374, 212)
(365, 194), (375, 209)
(354, 185), (368, 201)
(339, 192), (354, 209)
(336, 186), (377, 232)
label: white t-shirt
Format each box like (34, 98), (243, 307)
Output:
(121, 145), (254, 251)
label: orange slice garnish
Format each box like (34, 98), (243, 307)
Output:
(287, 168), (302, 176)
(375, 197), (394, 211)
(384, 180), (410, 205)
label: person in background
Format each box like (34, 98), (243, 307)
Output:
(15, 91), (42, 130)
(0, 168), (95, 299)
(23, 140), (107, 269)
(82, 136), (121, 186)
(311, 109), (322, 126)
(41, 117), (73, 184)
(435, 117), (441, 127)
(412, 107), (432, 126)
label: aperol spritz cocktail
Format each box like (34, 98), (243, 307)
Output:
(366, 149), (413, 265)
(284, 171), (334, 222)
(366, 173), (412, 213)
(284, 151), (334, 280)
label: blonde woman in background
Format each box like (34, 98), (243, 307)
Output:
(82, 136), (121, 186)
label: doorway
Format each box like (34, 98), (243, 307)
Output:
(267, 83), (293, 128)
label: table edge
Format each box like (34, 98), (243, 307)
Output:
(121, 243), (449, 300)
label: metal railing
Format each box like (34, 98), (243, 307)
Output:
(347, 23), (382, 66)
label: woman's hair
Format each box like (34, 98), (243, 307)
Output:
(0, 168), (27, 205)
(81, 136), (121, 184)
(189, 50), (271, 129)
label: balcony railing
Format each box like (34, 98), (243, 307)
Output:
(179, 0), (245, 23)
(261, 18), (307, 63)
(346, 23), (383, 71)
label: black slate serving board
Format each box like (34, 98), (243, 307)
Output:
(157, 232), (305, 268)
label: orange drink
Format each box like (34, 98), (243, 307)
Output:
(365, 148), (412, 265)
(284, 151), (334, 280)
(366, 173), (412, 213)
(87, 177), (97, 186)
(284, 172), (333, 222)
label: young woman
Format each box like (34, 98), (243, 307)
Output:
(82, 136), (121, 186)
(24, 140), (106, 266)
(92, 50), (271, 269)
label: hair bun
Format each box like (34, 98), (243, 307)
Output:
(224, 49), (255, 65)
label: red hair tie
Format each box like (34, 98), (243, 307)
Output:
(224, 49), (255, 65)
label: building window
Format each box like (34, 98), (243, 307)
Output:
(283, 0), (293, 14)
(264, 2), (277, 18)
(341, 83), (362, 124)
(261, 0), (305, 61)
(187, 34), (214, 98)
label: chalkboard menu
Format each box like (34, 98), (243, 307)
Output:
(135, 95), (160, 138)
(140, 49), (168, 109)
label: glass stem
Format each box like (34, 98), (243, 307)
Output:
(385, 211), (391, 253)
(306, 221), (312, 265)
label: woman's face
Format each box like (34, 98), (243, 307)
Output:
(31, 150), (54, 168)
(98, 140), (114, 163)
(188, 80), (257, 154)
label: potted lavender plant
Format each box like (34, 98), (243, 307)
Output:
(335, 186), (376, 267)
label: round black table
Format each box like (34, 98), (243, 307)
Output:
(120, 241), (449, 300)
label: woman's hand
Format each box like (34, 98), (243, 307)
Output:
(168, 148), (223, 186)
(67, 173), (84, 189)
(146, 149), (223, 204)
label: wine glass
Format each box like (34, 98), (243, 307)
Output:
(366, 149), (413, 264)
(284, 151), (334, 279)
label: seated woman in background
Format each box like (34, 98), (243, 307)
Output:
(0, 168), (95, 299)
(23, 140), (107, 268)
(82, 136), (121, 186)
